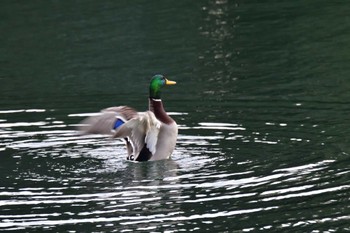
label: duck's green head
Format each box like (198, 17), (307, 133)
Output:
(149, 74), (176, 99)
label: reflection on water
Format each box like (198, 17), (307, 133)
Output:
(199, 0), (238, 83)
(1, 109), (349, 232)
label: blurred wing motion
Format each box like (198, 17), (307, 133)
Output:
(78, 106), (161, 161)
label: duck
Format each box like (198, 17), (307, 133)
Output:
(79, 74), (178, 161)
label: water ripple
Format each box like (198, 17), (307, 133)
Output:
(0, 108), (349, 232)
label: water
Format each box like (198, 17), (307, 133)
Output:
(1, 1), (350, 232)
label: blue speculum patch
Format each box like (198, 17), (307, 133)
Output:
(113, 119), (125, 129)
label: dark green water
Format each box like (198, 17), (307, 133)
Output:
(1, 1), (350, 232)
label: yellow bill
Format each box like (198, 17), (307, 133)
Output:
(165, 78), (176, 85)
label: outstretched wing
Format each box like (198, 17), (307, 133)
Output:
(78, 107), (161, 161)
(78, 106), (138, 135)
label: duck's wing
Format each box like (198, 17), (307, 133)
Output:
(78, 107), (161, 160)
(114, 111), (161, 160)
(78, 106), (138, 135)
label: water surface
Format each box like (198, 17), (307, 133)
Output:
(1, 1), (350, 232)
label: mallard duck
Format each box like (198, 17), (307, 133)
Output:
(79, 74), (178, 161)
